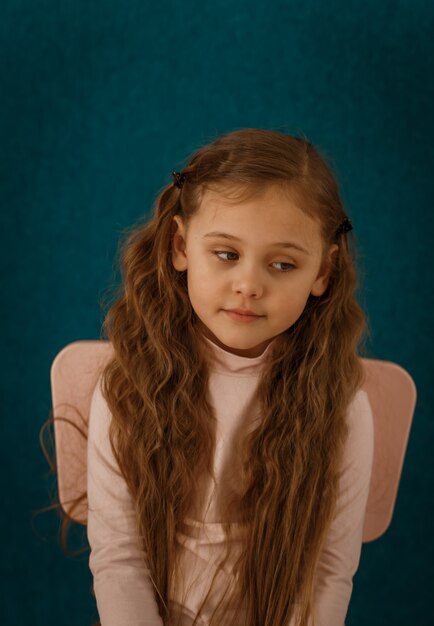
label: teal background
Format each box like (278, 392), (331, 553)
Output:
(1, 0), (433, 624)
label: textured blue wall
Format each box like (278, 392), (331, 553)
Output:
(1, 1), (433, 624)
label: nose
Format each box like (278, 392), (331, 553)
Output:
(232, 265), (264, 298)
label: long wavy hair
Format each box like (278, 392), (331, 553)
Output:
(40, 128), (369, 626)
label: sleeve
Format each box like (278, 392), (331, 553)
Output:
(310, 388), (375, 626)
(86, 375), (165, 626)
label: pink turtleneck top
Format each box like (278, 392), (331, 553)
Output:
(87, 336), (374, 626)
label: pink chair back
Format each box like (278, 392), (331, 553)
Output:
(361, 358), (416, 540)
(50, 341), (416, 541)
(50, 340), (113, 525)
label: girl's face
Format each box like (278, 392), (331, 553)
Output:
(171, 184), (338, 358)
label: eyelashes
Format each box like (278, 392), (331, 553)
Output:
(212, 250), (296, 272)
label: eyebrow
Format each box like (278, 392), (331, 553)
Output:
(203, 232), (310, 255)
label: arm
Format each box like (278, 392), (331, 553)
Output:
(310, 389), (375, 626)
(87, 375), (164, 626)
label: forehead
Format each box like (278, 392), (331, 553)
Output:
(192, 183), (322, 243)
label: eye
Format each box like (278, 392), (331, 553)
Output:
(213, 250), (239, 262)
(213, 251), (295, 272)
(271, 261), (296, 272)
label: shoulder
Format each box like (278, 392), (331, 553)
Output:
(347, 387), (373, 419)
(90, 372), (106, 408)
(339, 388), (375, 494)
(88, 373), (112, 446)
(345, 388), (375, 453)
(347, 388), (374, 437)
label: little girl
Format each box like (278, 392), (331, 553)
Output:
(87, 128), (374, 626)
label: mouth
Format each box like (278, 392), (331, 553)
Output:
(226, 308), (263, 316)
(224, 310), (264, 321)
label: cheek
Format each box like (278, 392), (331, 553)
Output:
(186, 267), (214, 302)
(189, 255), (220, 287)
(276, 280), (312, 312)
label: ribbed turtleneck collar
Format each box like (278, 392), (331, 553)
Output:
(202, 335), (278, 376)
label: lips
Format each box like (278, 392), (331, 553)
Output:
(226, 309), (262, 317)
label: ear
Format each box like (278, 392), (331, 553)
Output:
(310, 244), (339, 297)
(171, 215), (188, 272)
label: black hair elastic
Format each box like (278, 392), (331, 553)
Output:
(334, 216), (353, 238)
(172, 171), (186, 189)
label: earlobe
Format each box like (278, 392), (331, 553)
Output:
(310, 274), (330, 297)
(310, 244), (339, 297)
(171, 216), (188, 272)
